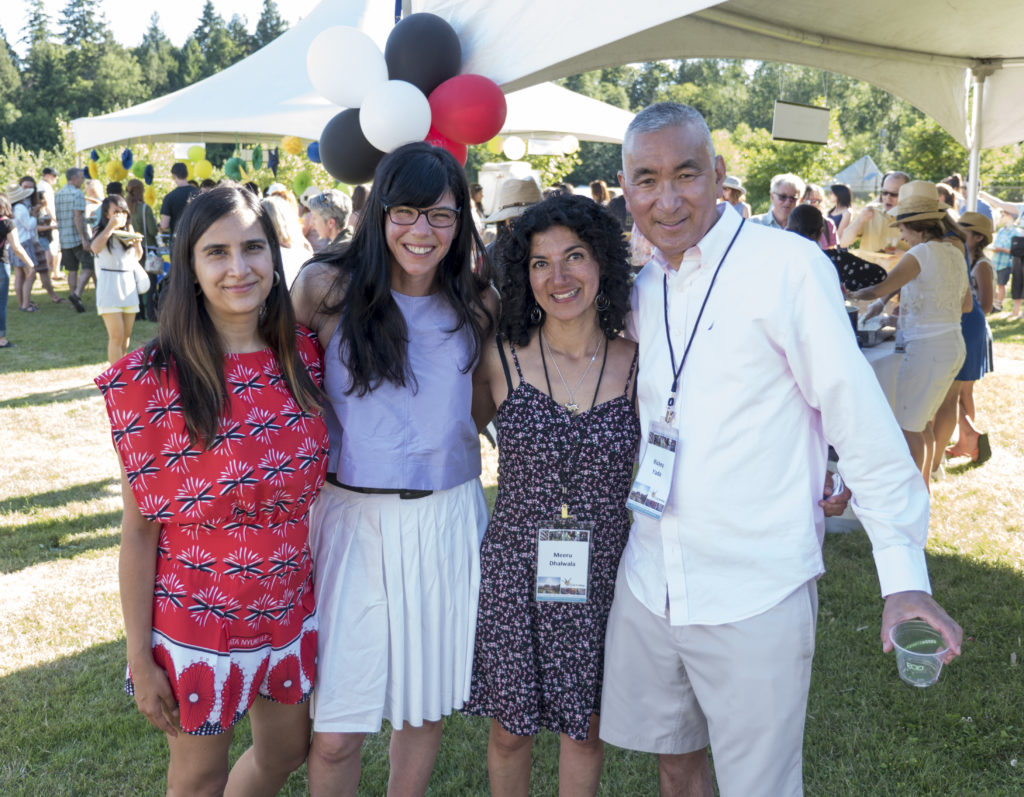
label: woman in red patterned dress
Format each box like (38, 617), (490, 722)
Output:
(96, 186), (328, 795)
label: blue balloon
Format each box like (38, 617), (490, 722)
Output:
(121, 148), (134, 169)
(90, 149), (99, 161)
(307, 141), (321, 164)
(268, 147), (280, 177)
(144, 164), (154, 185)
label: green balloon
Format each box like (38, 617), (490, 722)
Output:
(292, 170), (312, 199)
(252, 145), (263, 170)
(131, 161), (147, 179)
(224, 157), (243, 181)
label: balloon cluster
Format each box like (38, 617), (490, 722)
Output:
(308, 13), (507, 184)
(185, 144), (215, 181)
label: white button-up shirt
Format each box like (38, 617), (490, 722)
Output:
(625, 208), (931, 626)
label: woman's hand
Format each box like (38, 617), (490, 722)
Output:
(128, 654), (180, 736)
(860, 298), (886, 321)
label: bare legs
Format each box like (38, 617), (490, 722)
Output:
(488, 714), (605, 797)
(309, 722), (442, 797)
(102, 312), (136, 364)
(931, 381), (962, 474)
(658, 749), (715, 797)
(901, 428), (929, 485)
(309, 732), (366, 797)
(14, 265), (35, 310)
(165, 699), (310, 797)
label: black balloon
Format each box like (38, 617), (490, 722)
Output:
(384, 13), (462, 96)
(318, 109), (385, 185)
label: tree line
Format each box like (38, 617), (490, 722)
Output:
(3, 3), (1023, 215)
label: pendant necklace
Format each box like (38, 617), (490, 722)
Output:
(539, 328), (603, 415)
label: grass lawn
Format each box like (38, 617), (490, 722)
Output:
(2, 285), (1024, 795)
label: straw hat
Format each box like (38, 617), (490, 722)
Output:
(958, 211), (993, 245)
(5, 184), (33, 204)
(722, 175), (746, 194)
(484, 178), (542, 223)
(888, 180), (947, 227)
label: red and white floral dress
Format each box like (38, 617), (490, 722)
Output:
(96, 327), (329, 735)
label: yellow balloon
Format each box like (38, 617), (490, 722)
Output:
(486, 136), (505, 154)
(87, 161), (99, 179)
(105, 160), (128, 181)
(282, 135), (304, 156)
(187, 145), (206, 162)
(144, 185), (157, 207)
(195, 159), (214, 180)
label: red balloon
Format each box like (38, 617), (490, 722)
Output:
(428, 74), (507, 146)
(424, 125), (468, 165)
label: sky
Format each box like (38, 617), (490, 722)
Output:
(0, 0), (321, 58)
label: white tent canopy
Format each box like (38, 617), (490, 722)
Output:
(70, 0), (633, 152)
(831, 155), (882, 195)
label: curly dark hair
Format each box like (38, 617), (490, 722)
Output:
(498, 194), (631, 346)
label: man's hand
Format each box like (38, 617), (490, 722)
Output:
(819, 472), (852, 517)
(881, 590), (962, 663)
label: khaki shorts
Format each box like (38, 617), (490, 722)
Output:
(600, 563), (817, 797)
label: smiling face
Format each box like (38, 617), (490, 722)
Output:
(770, 181), (800, 225)
(528, 225), (601, 328)
(192, 208), (275, 329)
(620, 123), (725, 269)
(385, 190), (458, 294)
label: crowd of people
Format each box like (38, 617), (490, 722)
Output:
(9, 99), (1019, 795)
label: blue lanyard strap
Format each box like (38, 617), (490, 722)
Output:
(662, 219), (745, 422)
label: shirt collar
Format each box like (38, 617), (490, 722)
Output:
(652, 205), (739, 278)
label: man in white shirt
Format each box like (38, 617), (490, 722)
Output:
(598, 102), (962, 797)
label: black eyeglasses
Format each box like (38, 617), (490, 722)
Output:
(772, 192), (799, 204)
(385, 205), (461, 228)
(880, 190), (900, 199)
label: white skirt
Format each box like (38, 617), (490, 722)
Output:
(895, 329), (966, 432)
(309, 478), (488, 733)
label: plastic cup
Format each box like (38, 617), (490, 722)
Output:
(890, 620), (949, 687)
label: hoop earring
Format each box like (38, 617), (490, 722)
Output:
(272, 271), (280, 286)
(529, 305), (544, 325)
(595, 292), (610, 312)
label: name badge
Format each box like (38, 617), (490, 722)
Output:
(535, 520), (593, 603)
(627, 420), (679, 519)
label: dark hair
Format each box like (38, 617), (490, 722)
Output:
(106, 181), (123, 196)
(590, 179), (610, 204)
(942, 173), (963, 191)
(829, 183), (852, 210)
(786, 204), (825, 242)
(170, 162), (189, 180)
(351, 184), (369, 214)
(935, 184), (955, 206)
(18, 175), (38, 205)
(43, 167), (57, 177)
(200, 178), (217, 190)
(314, 141), (493, 397)
(499, 194), (631, 346)
(902, 213), (966, 244)
(125, 179), (144, 214)
(93, 194), (131, 252)
(144, 185), (320, 446)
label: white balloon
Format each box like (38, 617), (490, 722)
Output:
(503, 135), (527, 160)
(307, 26), (388, 109)
(560, 134), (580, 154)
(360, 81), (432, 153)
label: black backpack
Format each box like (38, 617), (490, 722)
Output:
(1011, 234), (1024, 258)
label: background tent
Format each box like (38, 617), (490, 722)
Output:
(831, 155), (883, 195)
(70, 0), (632, 152)
(411, 0), (1024, 206)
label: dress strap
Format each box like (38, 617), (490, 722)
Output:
(496, 335), (515, 396)
(507, 338), (525, 379)
(623, 347), (639, 396)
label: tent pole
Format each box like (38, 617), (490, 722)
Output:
(966, 67), (992, 213)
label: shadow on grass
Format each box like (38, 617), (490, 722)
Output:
(0, 384), (100, 410)
(0, 511), (122, 574)
(808, 531), (1024, 795)
(990, 316), (1024, 345)
(0, 478), (118, 515)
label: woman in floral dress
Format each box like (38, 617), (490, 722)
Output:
(96, 186), (328, 795)
(466, 194), (638, 796)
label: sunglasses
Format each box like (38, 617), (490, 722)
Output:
(773, 192), (799, 204)
(880, 190), (900, 199)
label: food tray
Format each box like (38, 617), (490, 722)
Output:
(857, 326), (896, 348)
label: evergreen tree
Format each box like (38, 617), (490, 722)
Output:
(254, 0), (288, 50)
(226, 14), (254, 59)
(135, 13), (179, 97)
(0, 31), (22, 129)
(177, 37), (204, 87)
(192, 1), (225, 52)
(58, 0), (112, 47)
(21, 0), (51, 50)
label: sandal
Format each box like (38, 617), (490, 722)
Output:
(51, 296), (68, 304)
(19, 305), (38, 312)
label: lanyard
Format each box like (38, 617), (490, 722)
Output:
(662, 219), (744, 423)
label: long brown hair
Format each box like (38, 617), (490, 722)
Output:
(144, 185), (320, 447)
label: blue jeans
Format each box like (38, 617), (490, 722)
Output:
(1, 260), (10, 338)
